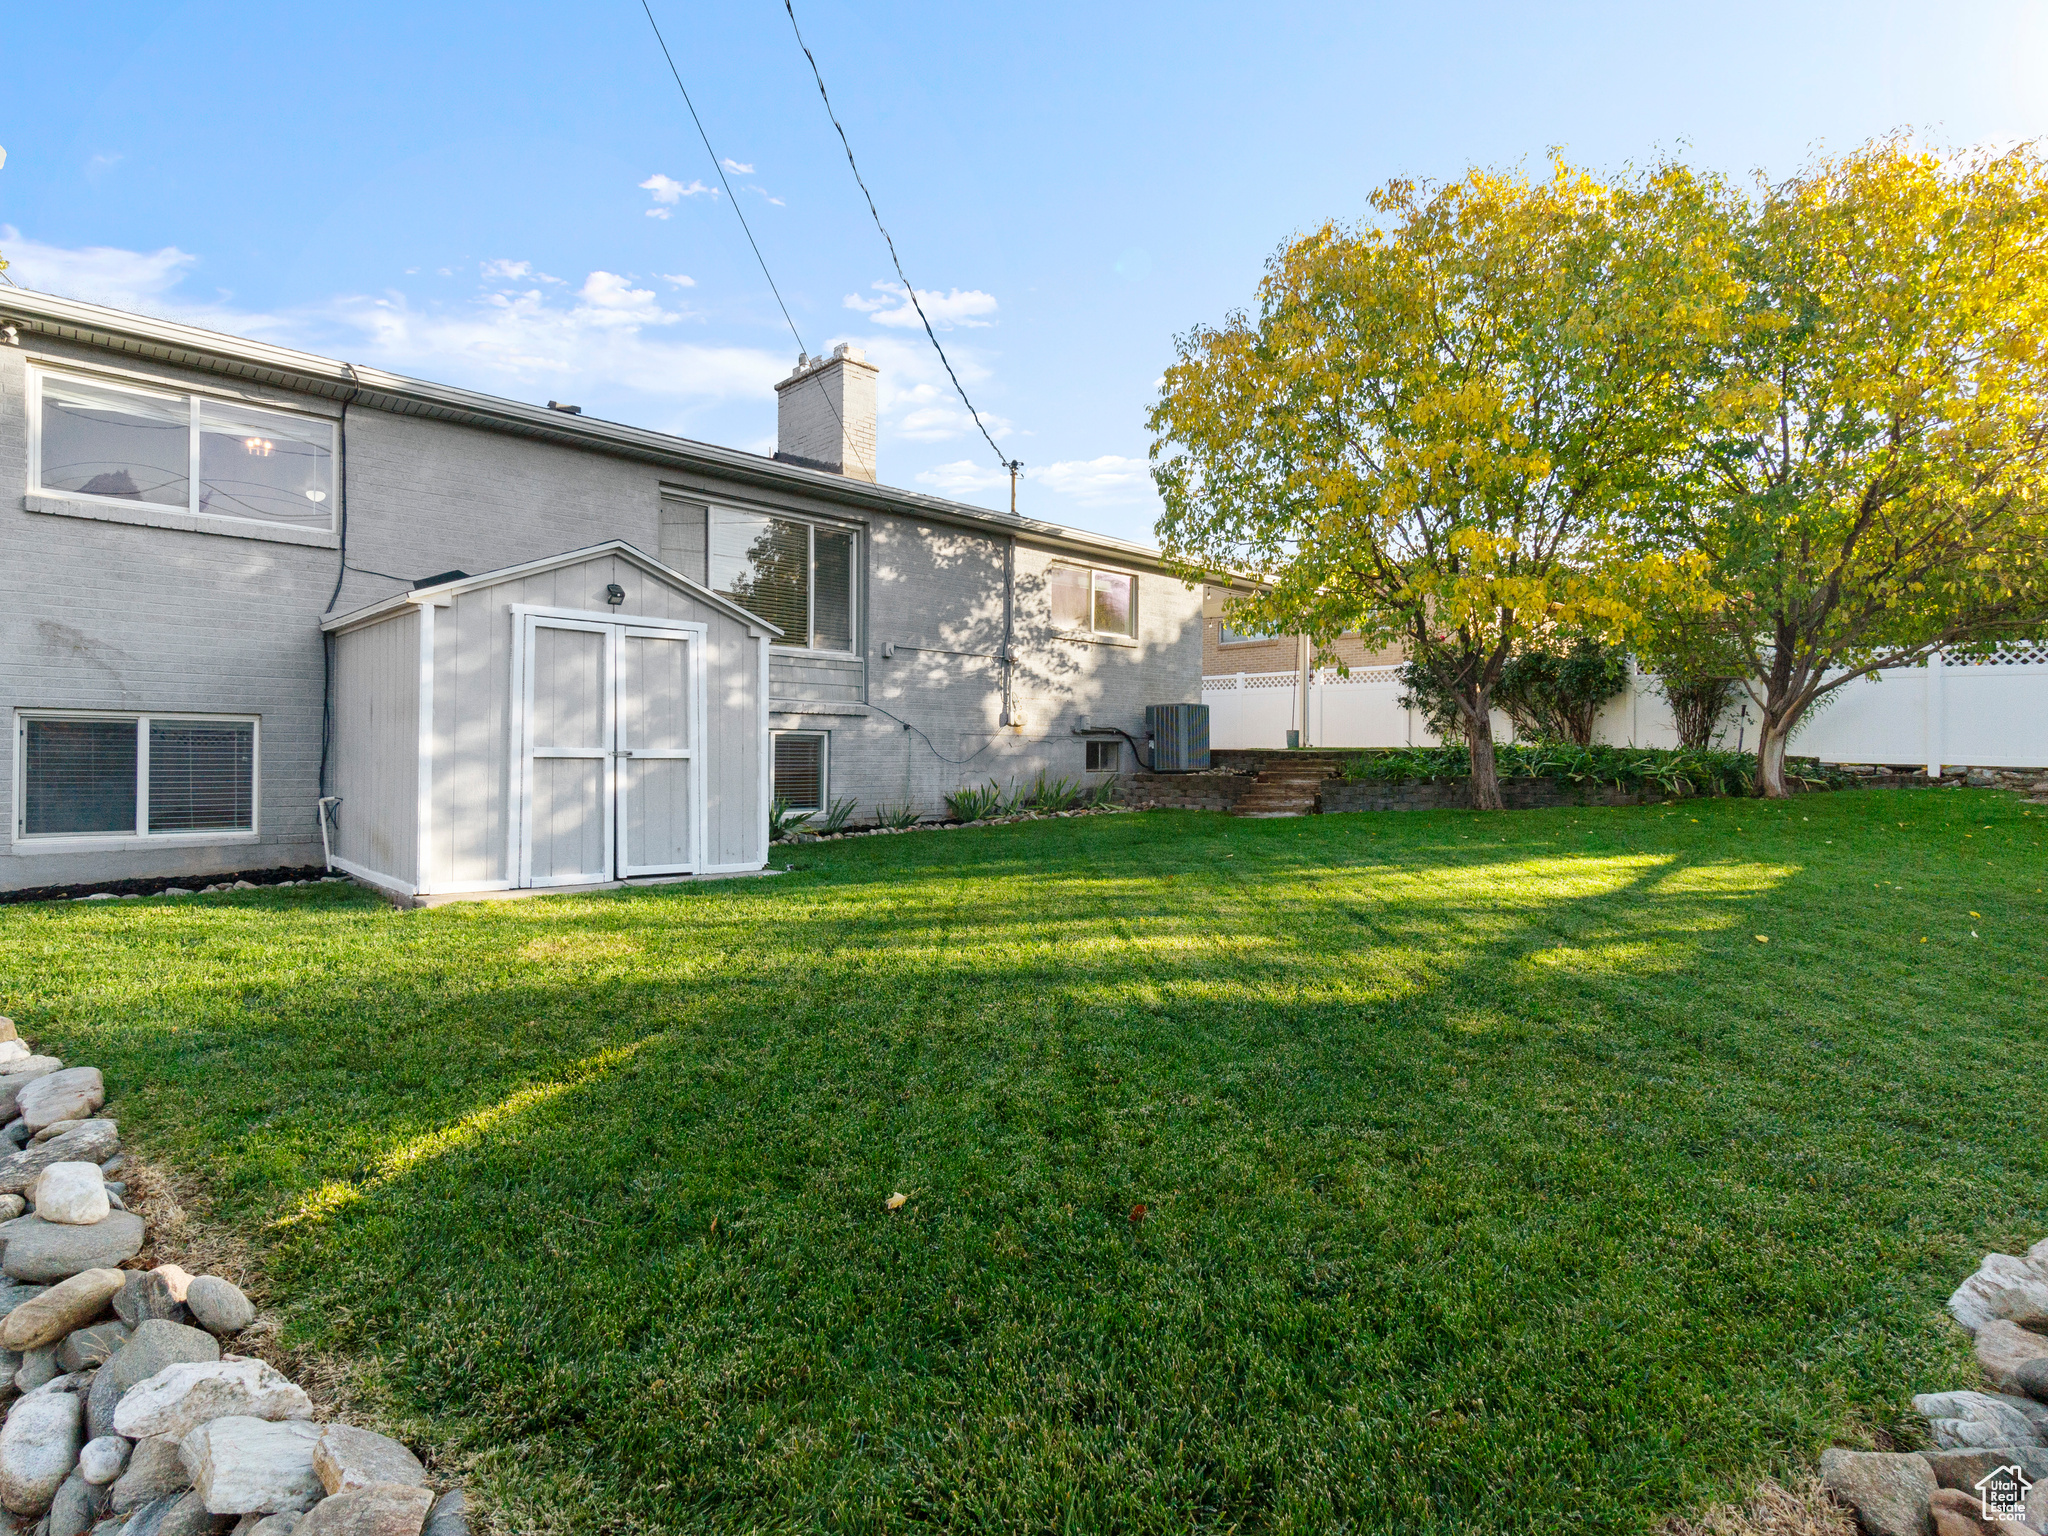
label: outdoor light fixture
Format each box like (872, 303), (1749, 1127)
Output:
(605, 583), (625, 606)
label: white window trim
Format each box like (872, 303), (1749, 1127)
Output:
(27, 366), (338, 538)
(1050, 561), (1140, 643)
(707, 503), (861, 659)
(770, 729), (829, 813)
(12, 710), (262, 852)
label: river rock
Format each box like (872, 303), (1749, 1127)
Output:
(2, 1271), (126, 1352)
(1914, 1390), (2045, 1449)
(0, 1387), (85, 1514)
(184, 1281), (254, 1340)
(246, 1514), (305, 1536)
(33, 1168), (108, 1229)
(1950, 1253), (2048, 1335)
(114, 1360), (312, 1442)
(2017, 1357), (2048, 1403)
(421, 1489), (466, 1536)
(60, 1322), (131, 1375)
(1976, 1319), (2048, 1398)
(0, 1064), (65, 1122)
(32, 1120), (94, 1147)
(0, 1213), (144, 1282)
(113, 1436), (192, 1512)
(182, 1418), (322, 1516)
(17, 1074), (106, 1137)
(92, 1320), (223, 1440)
(0, 1196), (23, 1221)
(15, 1346), (59, 1394)
(136, 1487), (231, 1536)
(78, 1436), (129, 1485)
(0, 1123), (123, 1198)
(296, 1482), (434, 1536)
(0, 1020), (16, 1042)
(312, 1426), (424, 1496)
(1819, 1448), (1937, 1536)
(48, 1467), (109, 1536)
(0, 1042), (27, 1069)
(117, 1270), (196, 1330)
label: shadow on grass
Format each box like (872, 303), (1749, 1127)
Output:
(1, 793), (2042, 1534)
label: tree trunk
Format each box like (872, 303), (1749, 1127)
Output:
(1754, 706), (1796, 798)
(1465, 701), (1504, 810)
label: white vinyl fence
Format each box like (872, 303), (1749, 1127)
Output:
(1202, 643), (2048, 770)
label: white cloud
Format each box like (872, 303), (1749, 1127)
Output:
(1033, 455), (1156, 507)
(747, 186), (786, 207)
(917, 454), (1155, 509)
(480, 259), (531, 280)
(721, 158), (754, 175)
(655, 272), (697, 288)
(640, 173), (715, 218)
(843, 280), (997, 330)
(0, 227), (205, 316)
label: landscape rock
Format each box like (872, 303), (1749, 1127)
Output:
(1919, 1444), (2048, 1491)
(294, 1482), (434, 1536)
(184, 1282), (254, 1341)
(59, 1323), (132, 1375)
(17, 1074), (107, 1137)
(0, 1121), (22, 1149)
(1914, 1391), (2045, 1449)
(1950, 1253), (2048, 1335)
(182, 1419), (323, 1516)
(135, 1487), (235, 1535)
(1819, 1448), (1937, 1536)
(420, 1489), (466, 1536)
(97, 1158), (125, 1181)
(0, 1042), (28, 1069)
(0, 1387), (86, 1514)
(1977, 1319), (2048, 1397)
(113, 1437), (193, 1512)
(246, 1516), (305, 1536)
(0, 1196), (24, 1220)
(116, 1272), (197, 1330)
(2, 1271), (127, 1352)
(15, 1347), (59, 1395)
(77, 1436), (129, 1485)
(31, 1166), (109, 1227)
(33, 1120), (94, 1147)
(312, 1426), (424, 1496)
(0, 1065), (66, 1123)
(1928, 1486), (1991, 1536)
(0, 1213), (145, 1282)
(0, 1021), (15, 1042)
(48, 1468), (109, 1536)
(1987, 1390), (2048, 1438)
(91, 1320), (224, 1438)
(0, 1124), (124, 1198)
(114, 1360), (313, 1442)
(2018, 1357), (2048, 1402)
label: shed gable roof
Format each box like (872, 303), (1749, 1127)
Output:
(320, 541), (783, 636)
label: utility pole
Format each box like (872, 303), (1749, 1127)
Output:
(1007, 459), (1022, 515)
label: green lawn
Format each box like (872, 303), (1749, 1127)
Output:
(2, 791), (2043, 1534)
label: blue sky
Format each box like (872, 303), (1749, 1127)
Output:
(4, 2), (2045, 544)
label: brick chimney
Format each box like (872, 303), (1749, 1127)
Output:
(774, 344), (879, 482)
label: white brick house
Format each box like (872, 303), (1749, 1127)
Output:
(0, 290), (1200, 895)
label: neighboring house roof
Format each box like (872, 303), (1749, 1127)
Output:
(318, 540), (783, 637)
(0, 285), (1178, 575)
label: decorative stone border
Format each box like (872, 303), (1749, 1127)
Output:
(0, 1016), (468, 1536)
(1819, 1239), (2048, 1534)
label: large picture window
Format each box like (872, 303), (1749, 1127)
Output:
(33, 369), (335, 531)
(710, 510), (856, 651)
(1049, 562), (1137, 638)
(17, 714), (256, 841)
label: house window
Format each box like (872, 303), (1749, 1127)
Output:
(771, 732), (826, 813)
(1049, 562), (1137, 638)
(1219, 620), (1277, 645)
(17, 714), (257, 840)
(710, 510), (857, 651)
(32, 369), (335, 531)
(1085, 739), (1120, 773)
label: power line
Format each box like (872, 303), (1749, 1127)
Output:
(636, 0), (872, 480)
(778, 0), (1012, 471)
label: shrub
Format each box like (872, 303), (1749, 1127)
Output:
(1337, 743), (1850, 797)
(945, 781), (1011, 822)
(1020, 774), (1085, 813)
(1658, 674), (1742, 750)
(1494, 639), (1631, 745)
(768, 799), (815, 841)
(873, 803), (922, 830)
(817, 798), (858, 834)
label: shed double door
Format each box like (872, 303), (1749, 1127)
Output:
(517, 615), (703, 886)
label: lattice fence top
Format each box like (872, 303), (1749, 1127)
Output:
(1947, 642), (2048, 668)
(1205, 668), (1405, 689)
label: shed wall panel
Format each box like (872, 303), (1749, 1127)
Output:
(329, 610), (420, 885)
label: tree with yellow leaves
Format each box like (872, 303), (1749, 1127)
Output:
(1640, 137), (2048, 797)
(1148, 160), (1725, 808)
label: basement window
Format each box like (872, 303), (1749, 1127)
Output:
(771, 732), (826, 813)
(16, 713), (257, 842)
(31, 369), (335, 531)
(1049, 562), (1137, 639)
(710, 510), (857, 652)
(1085, 739), (1120, 773)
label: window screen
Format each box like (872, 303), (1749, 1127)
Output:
(147, 720), (255, 832)
(1049, 563), (1091, 630)
(812, 529), (854, 652)
(38, 376), (190, 508)
(772, 733), (825, 811)
(23, 719), (138, 835)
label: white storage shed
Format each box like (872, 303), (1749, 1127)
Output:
(320, 542), (773, 900)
